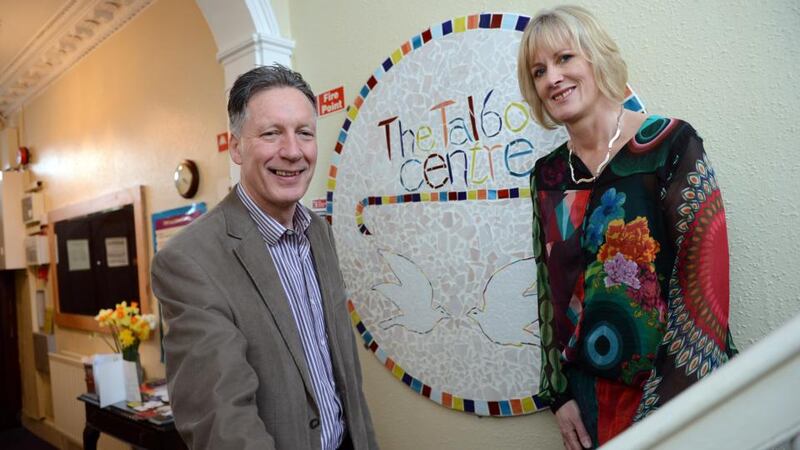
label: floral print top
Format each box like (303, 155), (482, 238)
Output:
(531, 116), (737, 419)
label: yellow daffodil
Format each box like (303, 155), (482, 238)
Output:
(118, 328), (136, 348)
(94, 301), (156, 360)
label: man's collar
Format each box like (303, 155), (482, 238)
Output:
(235, 183), (311, 245)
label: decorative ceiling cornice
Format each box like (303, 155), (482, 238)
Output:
(0, 0), (153, 121)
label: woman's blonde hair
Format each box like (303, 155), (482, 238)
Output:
(517, 5), (628, 129)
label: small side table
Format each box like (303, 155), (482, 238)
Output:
(78, 394), (187, 450)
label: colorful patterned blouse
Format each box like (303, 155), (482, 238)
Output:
(531, 116), (737, 421)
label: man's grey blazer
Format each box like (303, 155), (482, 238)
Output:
(151, 190), (377, 450)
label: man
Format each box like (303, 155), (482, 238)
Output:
(151, 65), (378, 450)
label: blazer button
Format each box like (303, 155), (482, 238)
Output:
(309, 418), (320, 429)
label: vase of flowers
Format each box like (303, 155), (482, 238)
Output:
(95, 301), (156, 383)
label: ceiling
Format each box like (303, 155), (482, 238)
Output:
(0, 0), (67, 74)
(0, 0), (152, 124)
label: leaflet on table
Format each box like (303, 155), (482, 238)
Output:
(92, 353), (141, 407)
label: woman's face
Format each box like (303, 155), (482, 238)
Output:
(529, 43), (601, 125)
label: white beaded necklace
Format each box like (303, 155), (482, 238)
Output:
(567, 107), (624, 184)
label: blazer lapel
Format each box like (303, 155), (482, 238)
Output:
(221, 192), (318, 405)
(307, 219), (349, 395)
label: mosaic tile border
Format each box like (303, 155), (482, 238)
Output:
(348, 300), (548, 415)
(355, 188), (532, 235)
(326, 13), (646, 416)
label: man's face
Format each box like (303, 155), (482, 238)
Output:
(230, 87), (317, 224)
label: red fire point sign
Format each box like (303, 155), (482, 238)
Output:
(217, 132), (229, 152)
(317, 86), (345, 116)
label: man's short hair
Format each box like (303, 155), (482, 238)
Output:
(227, 64), (316, 136)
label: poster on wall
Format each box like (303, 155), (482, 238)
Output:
(328, 13), (644, 416)
(151, 203), (207, 253)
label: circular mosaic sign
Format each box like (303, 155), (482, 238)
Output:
(327, 13), (644, 416)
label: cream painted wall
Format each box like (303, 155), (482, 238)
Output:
(17, 0), (227, 385)
(271, 0), (293, 39)
(284, 0), (800, 449)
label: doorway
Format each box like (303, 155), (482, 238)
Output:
(0, 270), (21, 429)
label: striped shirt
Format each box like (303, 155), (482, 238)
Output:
(236, 184), (345, 450)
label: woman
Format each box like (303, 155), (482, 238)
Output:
(517, 6), (736, 449)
